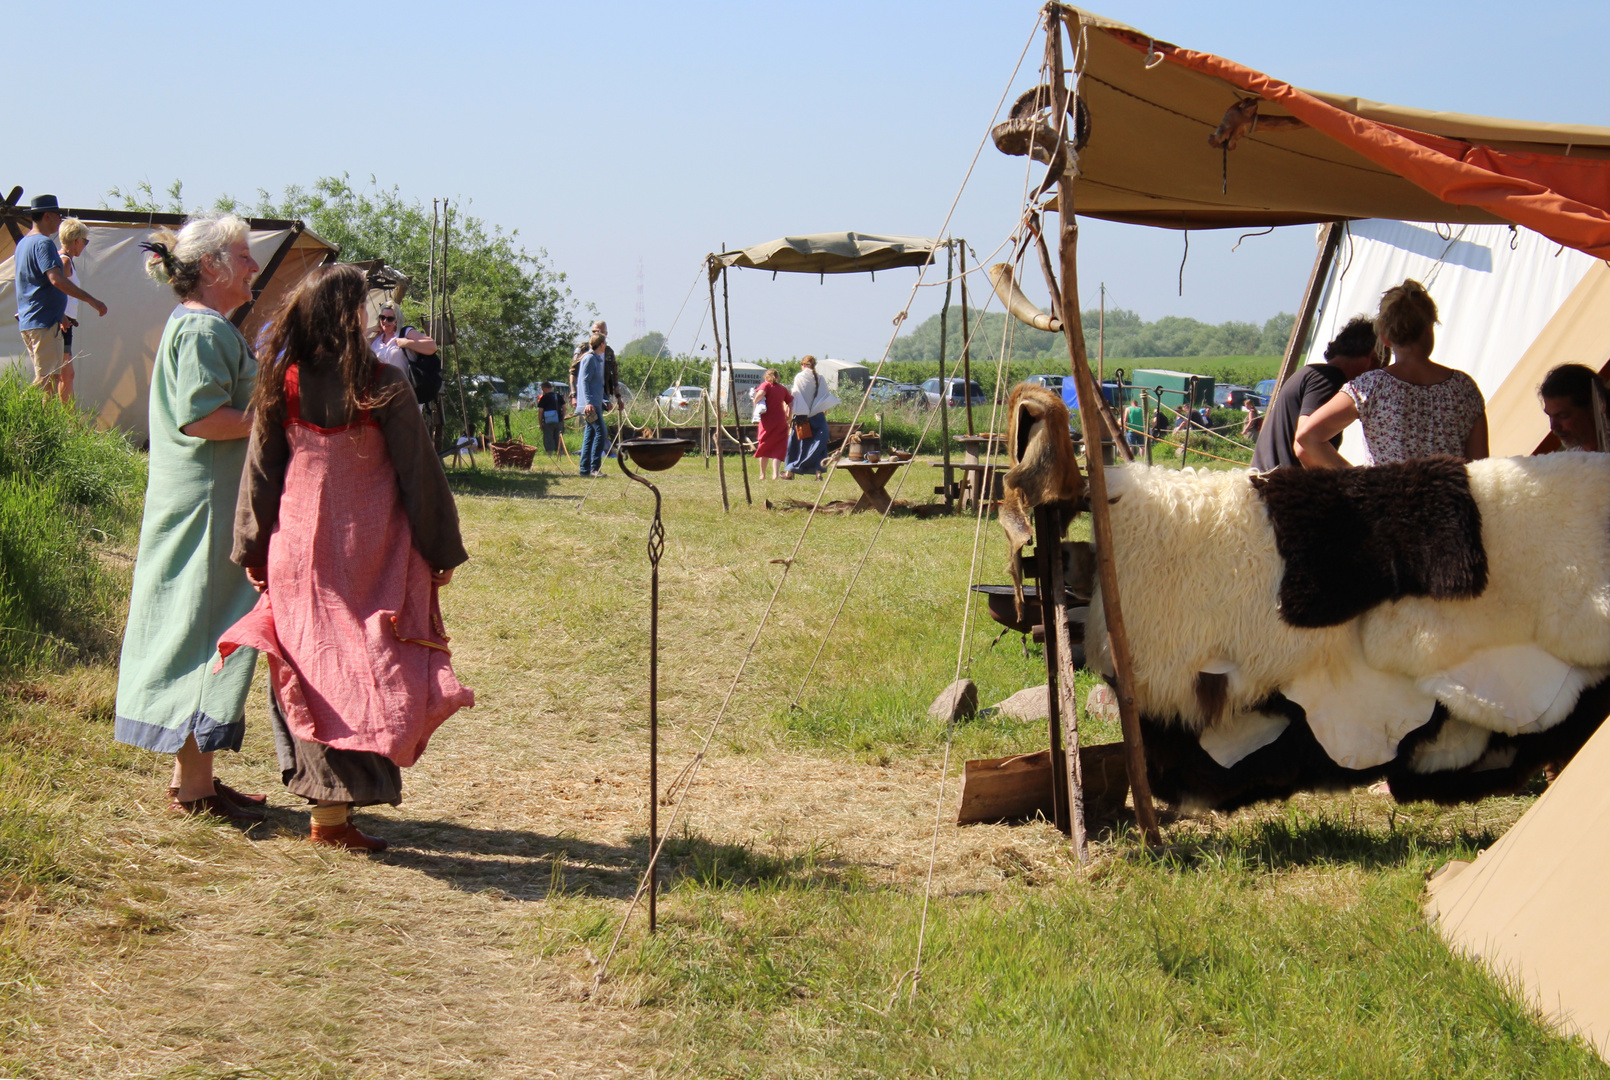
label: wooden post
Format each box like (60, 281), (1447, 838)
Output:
(938, 243), (954, 510)
(1181, 379), (1194, 466)
(722, 257), (752, 506)
(1051, 8), (1159, 845)
(444, 201), (472, 440)
(1034, 506), (1070, 835)
(1273, 222), (1342, 397)
(1042, 505), (1088, 860)
(1142, 389), (1154, 466)
(701, 392), (711, 466)
(708, 263), (730, 513)
(960, 241), (975, 436)
(1098, 282), (1105, 385)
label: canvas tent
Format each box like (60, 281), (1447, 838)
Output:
(0, 206), (338, 440)
(711, 232), (937, 277)
(1296, 219), (1608, 462)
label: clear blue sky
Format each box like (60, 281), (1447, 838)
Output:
(32, 1), (1609, 363)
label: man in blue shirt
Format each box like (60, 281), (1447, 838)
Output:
(13, 195), (107, 401)
(574, 331), (609, 477)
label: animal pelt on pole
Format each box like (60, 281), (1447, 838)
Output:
(1000, 383), (1085, 618)
(1081, 453), (1610, 808)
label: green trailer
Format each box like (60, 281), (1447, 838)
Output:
(1121, 368), (1216, 410)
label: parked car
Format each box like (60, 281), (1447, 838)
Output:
(1254, 378), (1277, 401)
(867, 376), (924, 405)
(1024, 374), (1064, 394)
(1213, 384), (1264, 409)
(657, 385), (705, 419)
(921, 377), (988, 408)
(466, 375), (510, 413)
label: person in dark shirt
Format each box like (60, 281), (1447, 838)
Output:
(1250, 317), (1377, 471)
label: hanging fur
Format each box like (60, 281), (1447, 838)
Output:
(1000, 383), (1085, 620)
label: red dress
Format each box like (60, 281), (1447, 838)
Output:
(218, 364), (473, 766)
(754, 381), (790, 460)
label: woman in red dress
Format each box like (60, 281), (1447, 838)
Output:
(751, 368), (792, 479)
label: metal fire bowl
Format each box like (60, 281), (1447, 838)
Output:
(622, 438), (693, 472)
(971, 584), (1084, 636)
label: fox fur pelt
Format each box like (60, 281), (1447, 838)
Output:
(1080, 453), (1610, 808)
(1000, 383), (1085, 617)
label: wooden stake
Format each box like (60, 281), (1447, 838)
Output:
(1042, 505), (1088, 861)
(1052, 8), (1160, 845)
(960, 241), (975, 436)
(708, 263), (730, 513)
(1273, 222), (1343, 397)
(937, 243), (954, 510)
(1034, 506), (1070, 834)
(722, 258), (752, 506)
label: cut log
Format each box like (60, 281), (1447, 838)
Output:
(957, 743), (1130, 826)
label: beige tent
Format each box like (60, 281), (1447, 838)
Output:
(711, 232), (937, 277)
(1426, 715), (1610, 1062)
(0, 206), (337, 440)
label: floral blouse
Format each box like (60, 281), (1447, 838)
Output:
(1345, 368), (1485, 464)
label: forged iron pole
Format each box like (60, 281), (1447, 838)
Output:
(618, 448), (665, 933)
(722, 254), (751, 505)
(707, 263), (730, 512)
(1051, 6), (1159, 845)
(960, 241), (975, 436)
(938, 243), (954, 510)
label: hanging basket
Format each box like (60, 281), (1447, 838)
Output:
(490, 438), (536, 469)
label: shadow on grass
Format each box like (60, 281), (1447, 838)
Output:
(1154, 810), (1500, 873)
(304, 813), (857, 902)
(444, 465), (572, 499)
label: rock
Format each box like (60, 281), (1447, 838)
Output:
(928, 678), (978, 722)
(994, 685), (1050, 721)
(1086, 683), (1121, 722)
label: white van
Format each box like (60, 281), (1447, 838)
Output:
(815, 358), (870, 399)
(709, 361), (767, 421)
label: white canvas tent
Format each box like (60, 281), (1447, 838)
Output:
(1426, 717), (1610, 1063)
(1296, 219), (1610, 461)
(0, 208), (338, 441)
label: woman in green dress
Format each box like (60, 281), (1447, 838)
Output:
(114, 214), (265, 822)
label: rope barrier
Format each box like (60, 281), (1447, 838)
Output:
(593, 11), (1046, 987)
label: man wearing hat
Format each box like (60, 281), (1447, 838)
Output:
(14, 195), (107, 400)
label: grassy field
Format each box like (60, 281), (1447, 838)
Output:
(1, 443), (1605, 1078)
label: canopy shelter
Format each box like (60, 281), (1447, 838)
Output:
(710, 232), (937, 278)
(695, 230), (956, 513)
(0, 200), (338, 440)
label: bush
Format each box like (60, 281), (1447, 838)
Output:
(0, 377), (144, 672)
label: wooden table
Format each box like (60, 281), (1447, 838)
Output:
(954, 434), (1005, 509)
(834, 458), (910, 514)
(933, 461), (1005, 509)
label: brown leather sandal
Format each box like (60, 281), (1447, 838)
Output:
(310, 822), (388, 852)
(168, 784), (266, 820)
(168, 792), (264, 824)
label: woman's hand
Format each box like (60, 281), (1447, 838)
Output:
(245, 565), (268, 593)
(431, 566), (455, 587)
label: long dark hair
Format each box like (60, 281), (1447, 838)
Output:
(251, 264), (401, 421)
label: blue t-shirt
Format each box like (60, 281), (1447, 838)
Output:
(574, 350), (605, 412)
(15, 234), (66, 331)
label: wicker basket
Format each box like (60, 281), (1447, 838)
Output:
(490, 439), (537, 469)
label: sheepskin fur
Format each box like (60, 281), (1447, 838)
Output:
(1249, 457), (1486, 628)
(1197, 709), (1290, 768)
(1360, 453), (1610, 675)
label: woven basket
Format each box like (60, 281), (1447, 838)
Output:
(490, 439), (536, 469)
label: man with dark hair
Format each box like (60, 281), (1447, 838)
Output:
(13, 195), (107, 399)
(1251, 317), (1377, 471)
(1538, 363), (1607, 452)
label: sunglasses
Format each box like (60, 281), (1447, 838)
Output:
(378, 315), (396, 323)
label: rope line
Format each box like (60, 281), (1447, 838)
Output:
(593, 11), (1046, 986)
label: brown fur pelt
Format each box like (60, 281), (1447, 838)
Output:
(1206, 97), (1306, 150)
(1000, 383), (1086, 618)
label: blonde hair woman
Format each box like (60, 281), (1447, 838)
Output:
(54, 217), (91, 403)
(115, 214), (268, 822)
(1295, 280), (1487, 467)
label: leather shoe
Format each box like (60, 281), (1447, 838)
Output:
(168, 783), (266, 820)
(213, 781), (268, 806)
(311, 822), (388, 852)
(168, 792), (263, 824)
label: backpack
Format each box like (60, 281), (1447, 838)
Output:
(400, 326), (444, 405)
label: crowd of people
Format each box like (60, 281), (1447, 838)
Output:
(11, 194), (1609, 853)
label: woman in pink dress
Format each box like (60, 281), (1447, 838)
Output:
(221, 265), (473, 851)
(751, 368), (792, 480)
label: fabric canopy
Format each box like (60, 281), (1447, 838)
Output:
(711, 232), (937, 278)
(1058, 7), (1610, 256)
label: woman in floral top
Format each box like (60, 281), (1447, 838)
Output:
(1295, 280), (1488, 467)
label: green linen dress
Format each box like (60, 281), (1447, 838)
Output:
(114, 306), (260, 753)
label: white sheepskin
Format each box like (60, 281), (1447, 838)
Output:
(1408, 718), (1492, 773)
(1085, 455), (1610, 775)
(1198, 710), (1290, 768)
(1361, 454), (1610, 675)
(1086, 465), (1353, 730)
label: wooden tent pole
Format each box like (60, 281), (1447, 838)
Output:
(443, 201), (472, 441)
(722, 256), (752, 506)
(960, 241), (975, 436)
(937, 243), (954, 510)
(1273, 221), (1343, 397)
(708, 262), (730, 512)
(1052, 7), (1159, 845)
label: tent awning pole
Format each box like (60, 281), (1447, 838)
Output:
(708, 258), (730, 513)
(231, 221), (303, 329)
(722, 251), (751, 506)
(1272, 222), (1344, 398)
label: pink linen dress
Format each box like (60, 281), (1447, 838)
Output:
(218, 364), (472, 766)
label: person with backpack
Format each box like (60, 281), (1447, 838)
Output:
(369, 303), (441, 407)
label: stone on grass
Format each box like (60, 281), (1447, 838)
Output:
(928, 679), (978, 723)
(1086, 683), (1121, 722)
(994, 685), (1050, 721)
